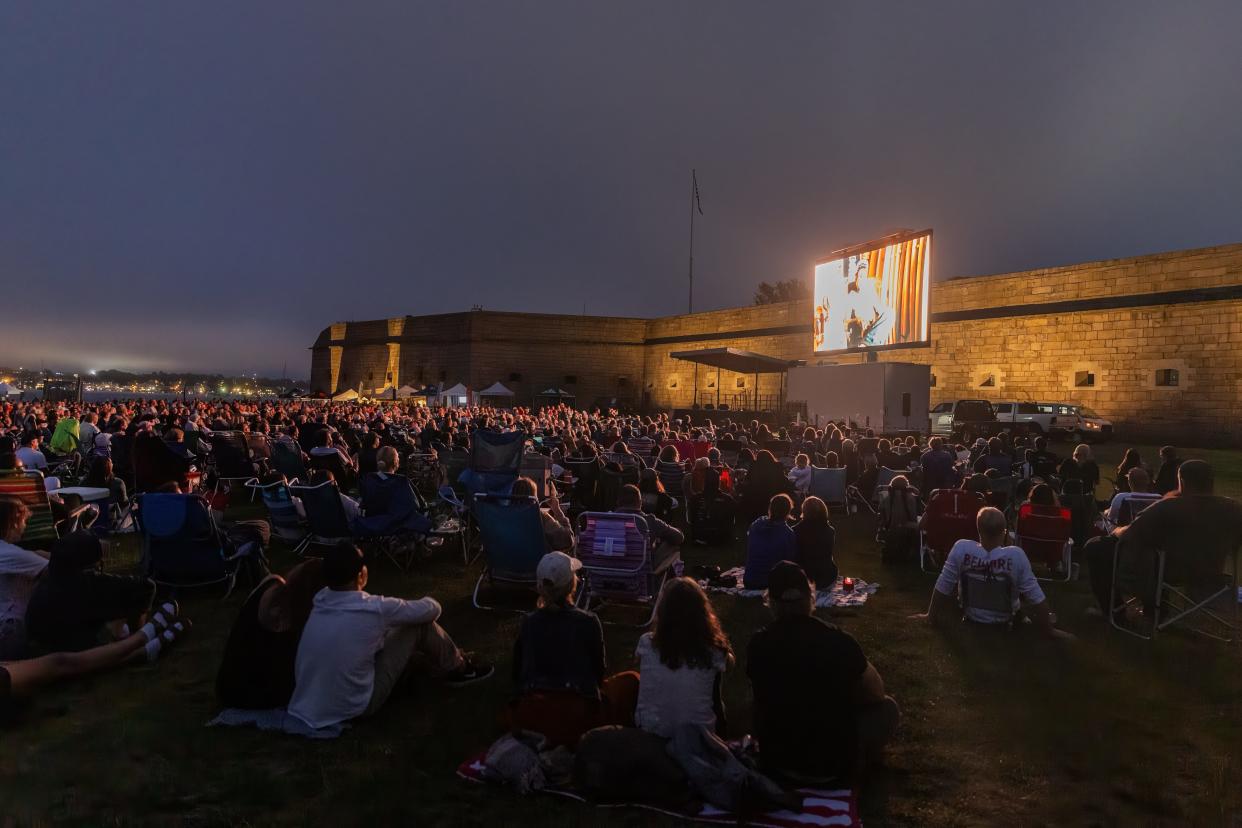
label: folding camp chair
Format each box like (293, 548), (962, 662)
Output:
(1112, 493), (1163, 529)
(136, 493), (248, 596)
(919, 489), (986, 572)
(597, 465), (639, 512)
(208, 432), (260, 502)
(986, 475), (1020, 518)
(438, 447), (471, 493)
(289, 479), (356, 557)
(1015, 502), (1074, 582)
(246, 477), (308, 552)
(807, 466), (848, 511)
(520, 452), (554, 499)
(460, 430), (526, 500)
(471, 493), (549, 612)
(356, 472), (436, 571)
(1110, 545), (1240, 643)
(960, 569), (1017, 626)
(404, 450), (443, 498)
(576, 511), (677, 627)
(655, 460), (686, 498)
(246, 434), (272, 463)
(271, 439), (310, 482)
(0, 469), (94, 549)
(563, 456), (602, 514)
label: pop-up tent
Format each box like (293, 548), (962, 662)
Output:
(331, 388), (360, 402)
(395, 384), (419, 398)
(0, 382), (18, 397)
(537, 387), (575, 403)
(441, 383), (471, 406)
(479, 381), (515, 399)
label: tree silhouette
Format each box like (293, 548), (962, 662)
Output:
(752, 278), (807, 305)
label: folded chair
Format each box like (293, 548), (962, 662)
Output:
(920, 489), (986, 572)
(289, 479), (356, 557)
(576, 511), (677, 627)
(471, 493), (548, 611)
(1109, 545), (1239, 643)
(1014, 502), (1074, 582)
(0, 469), (94, 549)
(246, 477), (308, 551)
(136, 493), (248, 595)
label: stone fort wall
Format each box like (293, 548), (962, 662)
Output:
(311, 241), (1242, 442)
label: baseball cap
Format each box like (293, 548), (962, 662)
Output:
(767, 561), (813, 603)
(536, 551), (582, 593)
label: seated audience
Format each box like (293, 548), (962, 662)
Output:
(634, 577), (734, 738)
(1086, 460), (1242, 625)
(355, 447), (432, 536)
(294, 469), (361, 523)
(744, 494), (797, 590)
(972, 438), (1013, 476)
(1105, 467), (1153, 525)
(1058, 444), (1100, 497)
(15, 435), (47, 471)
(787, 453), (813, 497)
(615, 484), (682, 568)
(1025, 482), (1060, 508)
(287, 543), (492, 730)
(748, 561), (898, 782)
(917, 507), (1072, 639)
(504, 551), (638, 746)
(879, 475), (920, 563)
(511, 476), (574, 552)
(1153, 445), (1182, 495)
(792, 495), (837, 587)
(216, 559), (326, 709)
(1114, 448), (1144, 493)
(25, 532), (160, 653)
(0, 499), (48, 659)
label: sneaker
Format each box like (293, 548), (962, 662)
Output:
(444, 658), (495, 688)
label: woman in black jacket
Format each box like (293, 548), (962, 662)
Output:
(792, 496), (837, 588)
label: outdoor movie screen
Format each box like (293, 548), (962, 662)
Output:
(812, 230), (931, 353)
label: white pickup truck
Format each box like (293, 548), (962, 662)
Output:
(993, 401), (1112, 442)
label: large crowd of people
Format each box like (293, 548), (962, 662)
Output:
(2, 393), (1239, 807)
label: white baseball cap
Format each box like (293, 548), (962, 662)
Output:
(536, 551), (582, 592)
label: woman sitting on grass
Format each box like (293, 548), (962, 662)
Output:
(634, 577), (734, 739)
(504, 551), (638, 747)
(792, 495), (837, 588)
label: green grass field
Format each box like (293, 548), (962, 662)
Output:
(5, 442), (1242, 826)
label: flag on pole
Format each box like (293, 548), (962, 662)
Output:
(693, 169), (703, 215)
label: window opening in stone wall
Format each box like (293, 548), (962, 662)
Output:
(736, 377), (746, 388)
(979, 374), (995, 388)
(1075, 371), (1095, 388)
(1155, 368), (1179, 387)
(930, 374), (937, 387)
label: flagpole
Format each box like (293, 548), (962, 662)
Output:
(688, 169), (696, 314)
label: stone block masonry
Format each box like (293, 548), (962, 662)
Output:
(310, 241), (1242, 443)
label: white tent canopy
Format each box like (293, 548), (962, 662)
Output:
(331, 388), (359, 401)
(0, 382), (18, 396)
(441, 383), (471, 405)
(479, 381), (514, 397)
(395, 384), (419, 398)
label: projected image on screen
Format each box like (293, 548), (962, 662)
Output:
(812, 231), (931, 353)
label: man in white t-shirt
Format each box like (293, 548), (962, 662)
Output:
(915, 507), (1072, 639)
(286, 542), (493, 730)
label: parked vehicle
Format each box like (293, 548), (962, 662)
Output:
(929, 399), (1023, 443)
(992, 401), (1112, 442)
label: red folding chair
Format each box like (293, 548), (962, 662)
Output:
(1015, 502), (1073, 582)
(919, 489), (985, 572)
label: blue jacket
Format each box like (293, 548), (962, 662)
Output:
(743, 517), (797, 590)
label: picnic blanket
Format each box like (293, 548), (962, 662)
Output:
(699, 568), (878, 609)
(206, 708), (346, 739)
(456, 753), (862, 827)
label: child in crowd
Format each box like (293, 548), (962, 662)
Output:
(787, 453), (813, 497)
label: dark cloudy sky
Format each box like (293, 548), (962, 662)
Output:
(3, 1), (1241, 377)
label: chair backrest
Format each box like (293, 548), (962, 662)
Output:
(0, 469), (57, 548)
(439, 448), (470, 489)
(807, 466), (847, 506)
(137, 493), (227, 585)
(209, 432), (255, 478)
(309, 451), (351, 484)
(469, 430), (526, 475)
(922, 489), (986, 556)
(132, 434), (191, 493)
(655, 460), (686, 491)
(246, 434), (272, 460)
(472, 493), (548, 577)
(875, 467), (901, 491)
(404, 451), (442, 496)
(520, 453), (553, 499)
(960, 569), (1015, 618)
(597, 466), (639, 511)
(1015, 502), (1073, 567)
(577, 511), (653, 568)
(290, 480), (352, 538)
(248, 479), (303, 541)
(1117, 494), (1162, 527)
(271, 440), (309, 480)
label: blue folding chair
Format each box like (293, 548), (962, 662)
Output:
(271, 439), (310, 482)
(471, 493), (549, 611)
(459, 430), (526, 500)
(356, 472), (435, 571)
(246, 477), (308, 553)
(808, 466), (848, 511)
(289, 479), (355, 557)
(136, 493), (246, 595)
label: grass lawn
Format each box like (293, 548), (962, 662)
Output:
(5, 441), (1242, 826)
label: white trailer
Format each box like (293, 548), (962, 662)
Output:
(786, 362), (930, 435)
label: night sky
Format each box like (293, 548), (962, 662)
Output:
(3, 1), (1241, 377)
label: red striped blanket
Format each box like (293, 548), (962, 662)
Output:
(456, 754), (862, 827)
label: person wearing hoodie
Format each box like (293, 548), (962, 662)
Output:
(743, 494), (797, 590)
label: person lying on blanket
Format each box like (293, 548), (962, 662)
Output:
(286, 542), (492, 730)
(748, 561), (898, 783)
(502, 551), (639, 747)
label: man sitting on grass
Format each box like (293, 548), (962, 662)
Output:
(915, 507), (1073, 640)
(748, 561), (898, 782)
(287, 542), (492, 730)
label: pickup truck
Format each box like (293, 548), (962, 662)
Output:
(993, 401), (1113, 442)
(928, 399), (1025, 444)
